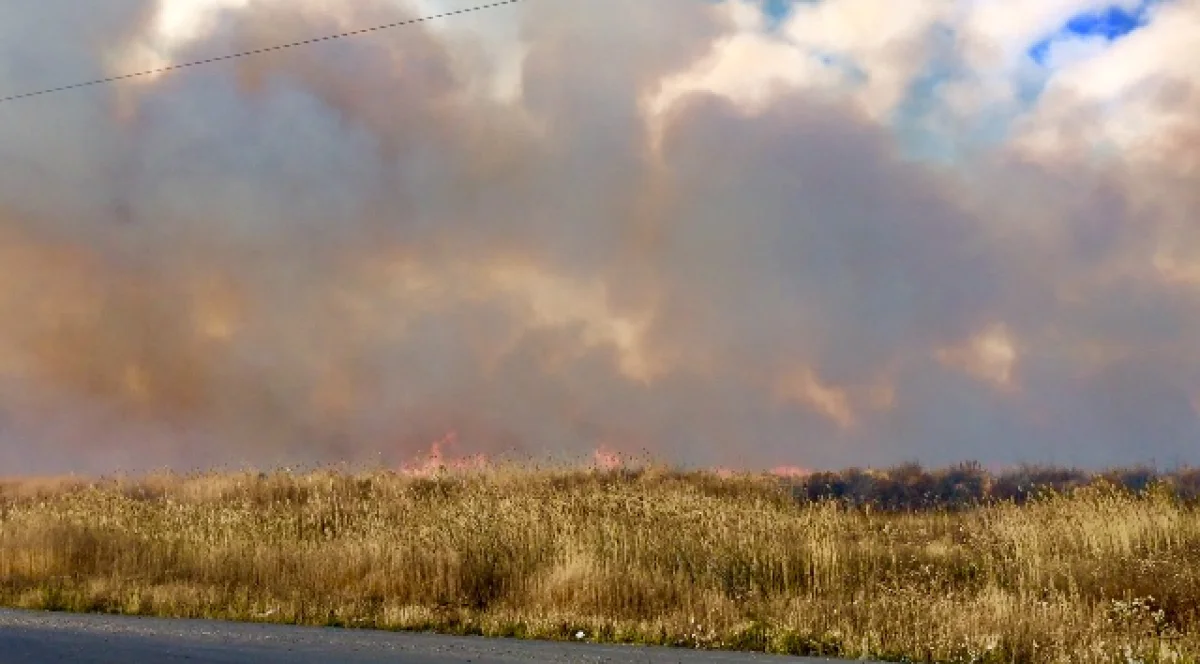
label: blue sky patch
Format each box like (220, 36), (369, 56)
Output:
(762, 0), (793, 25)
(1028, 1), (1158, 65)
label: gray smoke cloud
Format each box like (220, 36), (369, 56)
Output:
(0, 0), (1197, 475)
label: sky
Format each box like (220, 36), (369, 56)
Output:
(0, 0), (1197, 475)
(1027, 1), (1155, 63)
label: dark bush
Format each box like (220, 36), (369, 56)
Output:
(781, 462), (1198, 511)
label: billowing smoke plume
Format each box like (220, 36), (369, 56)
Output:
(0, 0), (1197, 474)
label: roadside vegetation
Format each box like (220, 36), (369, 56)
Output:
(1, 462), (1198, 663)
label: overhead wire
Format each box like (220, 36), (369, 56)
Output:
(0, 0), (522, 104)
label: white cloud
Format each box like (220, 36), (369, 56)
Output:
(957, 0), (1128, 70)
(781, 0), (951, 119)
(649, 31), (845, 117)
(1013, 0), (1200, 161)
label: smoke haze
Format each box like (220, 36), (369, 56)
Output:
(0, 0), (1198, 474)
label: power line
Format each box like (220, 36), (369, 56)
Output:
(0, 0), (522, 105)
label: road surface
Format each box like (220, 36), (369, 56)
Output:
(0, 609), (876, 663)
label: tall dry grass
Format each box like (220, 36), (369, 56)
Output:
(0, 465), (1198, 663)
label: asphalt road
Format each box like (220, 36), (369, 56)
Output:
(0, 609), (875, 664)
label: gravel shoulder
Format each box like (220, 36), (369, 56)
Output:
(0, 609), (875, 664)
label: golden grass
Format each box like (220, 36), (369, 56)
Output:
(1, 466), (1198, 663)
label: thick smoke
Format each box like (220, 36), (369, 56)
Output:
(0, 0), (1197, 474)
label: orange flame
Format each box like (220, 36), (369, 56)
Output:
(769, 465), (813, 479)
(592, 445), (627, 470)
(399, 430), (490, 477)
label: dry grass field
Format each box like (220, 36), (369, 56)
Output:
(1, 463), (1198, 663)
